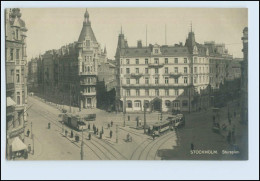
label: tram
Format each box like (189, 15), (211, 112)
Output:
(152, 114), (185, 136)
(62, 113), (87, 131)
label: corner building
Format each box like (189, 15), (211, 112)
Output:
(5, 8), (28, 159)
(115, 28), (235, 113)
(35, 9), (107, 109)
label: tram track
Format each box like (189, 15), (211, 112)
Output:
(30, 106), (106, 160)
(29, 99), (126, 160)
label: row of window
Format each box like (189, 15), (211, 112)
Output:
(82, 64), (95, 73)
(125, 77), (187, 85)
(123, 66), (209, 74)
(125, 89), (187, 97)
(126, 100), (188, 108)
(7, 48), (20, 61)
(193, 57), (209, 64)
(122, 57), (188, 65)
(9, 69), (25, 84)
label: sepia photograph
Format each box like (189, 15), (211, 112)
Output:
(1, 1), (259, 180)
(4, 7), (249, 161)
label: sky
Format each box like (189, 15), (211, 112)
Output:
(19, 8), (248, 60)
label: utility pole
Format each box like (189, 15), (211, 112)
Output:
(80, 130), (84, 160)
(144, 103), (147, 134)
(116, 125), (118, 143)
(31, 122), (33, 139)
(31, 122), (34, 155)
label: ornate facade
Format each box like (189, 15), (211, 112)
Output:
(5, 8), (28, 159)
(115, 28), (240, 113)
(34, 9), (107, 109)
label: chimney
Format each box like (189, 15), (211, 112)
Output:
(137, 40), (142, 48)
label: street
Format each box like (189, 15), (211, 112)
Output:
(24, 95), (247, 160)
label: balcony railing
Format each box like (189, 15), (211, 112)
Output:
(80, 81), (96, 85)
(80, 91), (96, 96)
(148, 63), (164, 68)
(122, 83), (189, 88)
(79, 72), (97, 76)
(130, 73), (143, 78)
(169, 72), (182, 78)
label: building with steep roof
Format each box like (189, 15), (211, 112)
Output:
(35, 9), (107, 109)
(5, 8), (28, 159)
(115, 26), (238, 113)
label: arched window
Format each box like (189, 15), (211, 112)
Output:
(165, 100), (171, 107)
(127, 100), (132, 108)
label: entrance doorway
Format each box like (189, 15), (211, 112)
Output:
(152, 98), (161, 111)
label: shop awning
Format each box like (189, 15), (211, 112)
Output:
(7, 97), (16, 107)
(11, 137), (27, 152)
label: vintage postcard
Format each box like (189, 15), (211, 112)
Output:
(5, 8), (248, 160)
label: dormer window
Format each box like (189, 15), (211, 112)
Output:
(155, 49), (159, 54)
(86, 40), (90, 46)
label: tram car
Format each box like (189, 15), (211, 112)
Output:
(62, 113), (87, 131)
(166, 114), (185, 128)
(152, 121), (171, 136)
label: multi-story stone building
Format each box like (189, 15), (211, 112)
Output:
(35, 9), (107, 109)
(115, 28), (237, 113)
(241, 27), (248, 124)
(27, 57), (38, 92)
(5, 8), (28, 159)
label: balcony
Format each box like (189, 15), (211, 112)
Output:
(148, 63), (164, 68)
(169, 72), (182, 78)
(80, 81), (96, 86)
(79, 72), (97, 76)
(80, 91), (96, 96)
(130, 73), (143, 78)
(122, 83), (189, 88)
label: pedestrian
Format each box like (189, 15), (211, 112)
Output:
(152, 132), (155, 140)
(93, 124), (95, 131)
(88, 123), (90, 130)
(27, 129), (30, 137)
(128, 115), (130, 121)
(71, 130), (74, 138)
(191, 143), (194, 150)
(48, 122), (51, 129)
(111, 121), (113, 127)
(88, 133), (91, 140)
(100, 131), (102, 139)
(65, 130), (68, 137)
(102, 127), (104, 134)
(148, 127), (151, 135)
(96, 128), (99, 135)
(110, 130), (113, 138)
